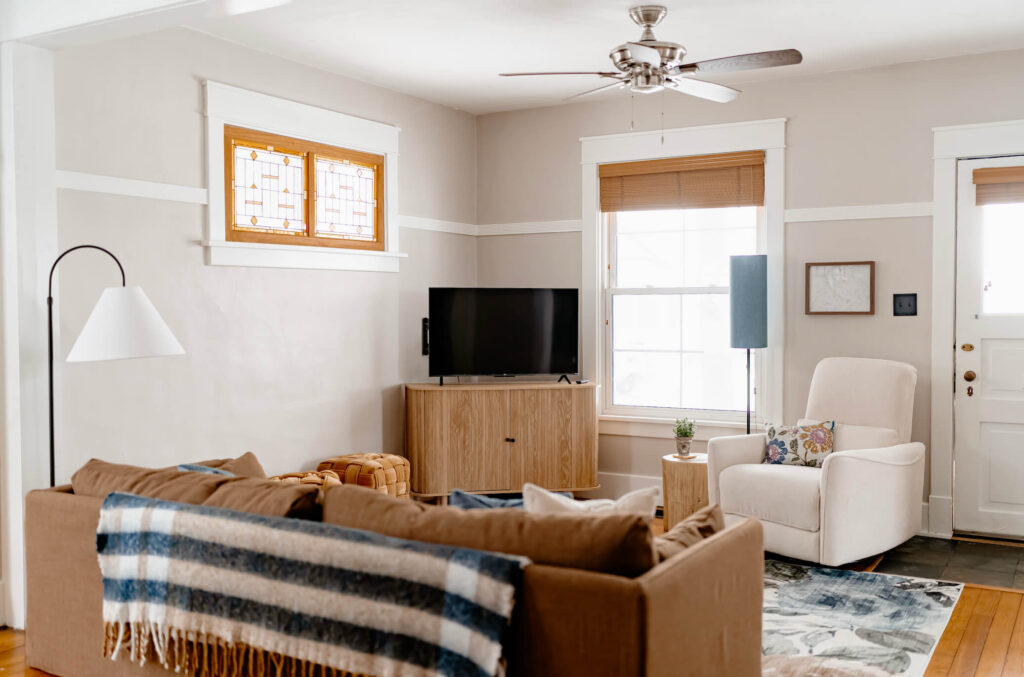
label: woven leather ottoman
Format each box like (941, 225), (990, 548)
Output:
(316, 453), (410, 499)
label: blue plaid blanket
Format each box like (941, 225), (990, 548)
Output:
(97, 493), (528, 677)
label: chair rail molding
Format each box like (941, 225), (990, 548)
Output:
(580, 117), (786, 427)
(931, 117), (1024, 538)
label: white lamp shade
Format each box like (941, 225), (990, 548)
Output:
(66, 286), (185, 362)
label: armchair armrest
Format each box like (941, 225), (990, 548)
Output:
(707, 434), (765, 504)
(819, 442), (926, 566)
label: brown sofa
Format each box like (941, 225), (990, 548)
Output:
(26, 485), (764, 677)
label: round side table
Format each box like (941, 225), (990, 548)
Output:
(661, 453), (709, 531)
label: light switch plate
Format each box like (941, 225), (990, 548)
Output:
(893, 293), (917, 317)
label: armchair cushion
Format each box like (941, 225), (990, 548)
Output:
(720, 464), (821, 531)
(797, 419), (900, 452)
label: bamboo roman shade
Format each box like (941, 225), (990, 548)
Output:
(974, 166), (1024, 206)
(599, 150), (765, 212)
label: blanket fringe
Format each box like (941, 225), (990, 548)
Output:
(104, 622), (372, 677)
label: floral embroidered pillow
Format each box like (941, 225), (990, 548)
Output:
(763, 421), (836, 467)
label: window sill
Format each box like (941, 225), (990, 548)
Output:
(598, 414), (750, 441)
(202, 240), (407, 272)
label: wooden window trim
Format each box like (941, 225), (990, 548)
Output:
(224, 125), (385, 251)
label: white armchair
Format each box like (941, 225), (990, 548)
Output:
(707, 357), (925, 566)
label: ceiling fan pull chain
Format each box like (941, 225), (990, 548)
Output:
(630, 93), (635, 130)
(660, 90), (665, 144)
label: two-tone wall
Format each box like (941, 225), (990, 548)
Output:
(473, 48), (1024, 500)
(51, 28), (478, 478)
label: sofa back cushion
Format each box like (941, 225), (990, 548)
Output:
(655, 504), (725, 560)
(71, 459), (230, 504)
(323, 485), (657, 577)
(195, 452), (267, 478)
(204, 478), (320, 519)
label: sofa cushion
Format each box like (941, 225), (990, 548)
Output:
(203, 478), (320, 519)
(522, 483), (659, 517)
(323, 485), (657, 577)
(797, 419), (900, 452)
(196, 452), (266, 478)
(71, 459), (230, 504)
(719, 463), (821, 531)
(655, 504), (725, 560)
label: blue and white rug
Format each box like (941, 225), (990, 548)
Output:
(763, 560), (963, 677)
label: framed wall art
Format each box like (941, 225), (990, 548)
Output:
(805, 261), (875, 315)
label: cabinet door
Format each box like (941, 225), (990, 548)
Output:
(510, 389), (575, 489)
(447, 390), (512, 492)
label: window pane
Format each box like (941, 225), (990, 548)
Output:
(615, 207), (757, 288)
(315, 157), (377, 241)
(611, 293), (750, 412)
(680, 295), (749, 411)
(612, 295), (680, 351)
(233, 144), (306, 234)
(981, 203), (1024, 314)
(612, 351), (681, 408)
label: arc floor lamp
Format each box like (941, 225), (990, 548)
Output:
(729, 255), (767, 434)
(47, 245), (184, 486)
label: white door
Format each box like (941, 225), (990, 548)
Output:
(954, 155), (1024, 537)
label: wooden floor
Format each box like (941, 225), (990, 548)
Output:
(3, 588), (1023, 676)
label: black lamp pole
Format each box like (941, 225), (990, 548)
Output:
(47, 245), (125, 487)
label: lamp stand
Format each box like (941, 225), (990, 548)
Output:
(47, 245), (125, 487)
(745, 346), (753, 436)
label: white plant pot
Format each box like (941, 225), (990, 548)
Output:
(675, 437), (693, 456)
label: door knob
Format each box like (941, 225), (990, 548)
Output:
(964, 370), (977, 382)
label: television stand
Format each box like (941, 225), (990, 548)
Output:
(557, 374), (572, 384)
(405, 381), (599, 498)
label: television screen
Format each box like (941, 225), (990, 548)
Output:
(429, 288), (579, 377)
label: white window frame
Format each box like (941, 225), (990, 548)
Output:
(602, 208), (766, 423)
(203, 81), (406, 272)
(579, 118), (786, 429)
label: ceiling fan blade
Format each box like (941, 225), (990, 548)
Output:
(625, 42), (663, 68)
(667, 77), (740, 103)
(564, 80), (626, 101)
(499, 72), (621, 77)
(680, 49), (803, 75)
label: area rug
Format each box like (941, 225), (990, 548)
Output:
(762, 560), (963, 677)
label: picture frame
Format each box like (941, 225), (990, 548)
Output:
(805, 261), (875, 315)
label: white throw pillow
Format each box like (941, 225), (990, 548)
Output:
(522, 483), (659, 517)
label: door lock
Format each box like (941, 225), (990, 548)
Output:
(964, 370), (977, 382)
(967, 386), (974, 397)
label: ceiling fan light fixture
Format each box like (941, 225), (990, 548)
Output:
(630, 70), (664, 94)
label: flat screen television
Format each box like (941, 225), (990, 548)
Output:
(428, 288), (578, 377)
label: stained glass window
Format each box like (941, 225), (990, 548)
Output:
(314, 156), (377, 241)
(225, 125), (384, 251)
(232, 144), (306, 235)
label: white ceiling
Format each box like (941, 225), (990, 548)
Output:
(189, 0), (1024, 115)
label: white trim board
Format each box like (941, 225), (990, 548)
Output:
(52, 169), (933, 232)
(930, 117), (1024, 538)
(56, 170), (208, 205)
(784, 202), (933, 223)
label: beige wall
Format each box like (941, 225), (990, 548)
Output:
(474, 48), (1024, 494)
(52, 28), (477, 479)
(476, 232), (581, 288)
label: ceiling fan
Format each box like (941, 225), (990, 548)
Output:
(500, 5), (802, 103)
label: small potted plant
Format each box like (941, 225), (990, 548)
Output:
(672, 417), (695, 457)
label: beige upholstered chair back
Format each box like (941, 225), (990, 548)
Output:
(804, 357), (917, 443)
